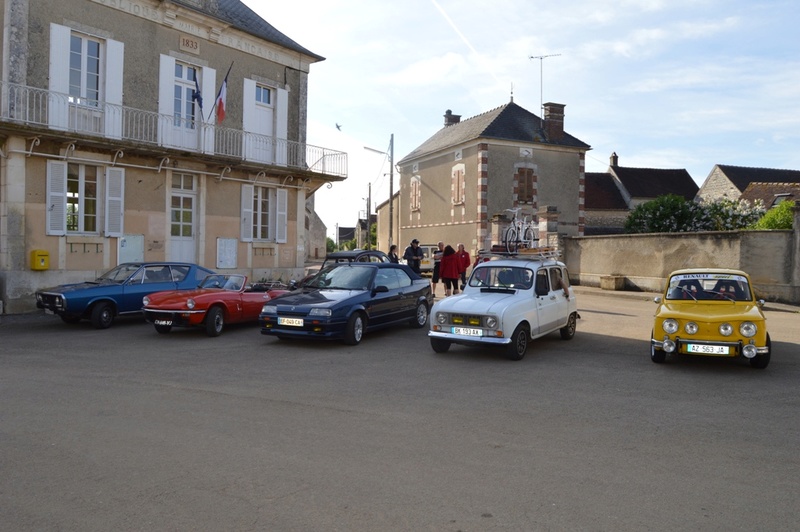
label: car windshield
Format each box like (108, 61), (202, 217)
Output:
(307, 265), (374, 290)
(97, 263), (143, 283)
(468, 266), (533, 290)
(665, 273), (752, 301)
(200, 274), (245, 290)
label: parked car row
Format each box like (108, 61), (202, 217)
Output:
(33, 256), (772, 368)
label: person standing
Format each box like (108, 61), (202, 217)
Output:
(403, 239), (423, 274)
(455, 243), (471, 290)
(387, 244), (399, 263)
(439, 245), (461, 296)
(431, 241), (444, 297)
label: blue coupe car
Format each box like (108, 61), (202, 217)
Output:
(35, 262), (215, 329)
(259, 262), (432, 345)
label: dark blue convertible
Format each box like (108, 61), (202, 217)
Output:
(259, 262), (432, 345)
(35, 262), (215, 329)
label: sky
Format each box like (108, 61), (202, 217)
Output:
(247, 0), (800, 239)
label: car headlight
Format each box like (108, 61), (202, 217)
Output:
(187, 299), (195, 310)
(662, 319), (679, 334)
(485, 316), (498, 328)
(309, 308), (332, 317)
(684, 322), (698, 335)
(142, 296), (150, 306)
(719, 323), (733, 336)
(436, 313), (448, 325)
(261, 305), (277, 315)
(739, 321), (757, 338)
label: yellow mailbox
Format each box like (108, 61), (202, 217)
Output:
(31, 249), (50, 271)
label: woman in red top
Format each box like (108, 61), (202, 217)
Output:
(439, 245), (461, 296)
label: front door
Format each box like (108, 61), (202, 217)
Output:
(246, 84), (274, 163)
(171, 63), (200, 151)
(169, 173), (196, 263)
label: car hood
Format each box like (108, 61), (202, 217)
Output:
(432, 290), (517, 314)
(38, 280), (118, 294)
(656, 302), (765, 322)
(267, 289), (362, 309)
(145, 288), (221, 306)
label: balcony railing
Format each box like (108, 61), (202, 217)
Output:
(0, 81), (347, 178)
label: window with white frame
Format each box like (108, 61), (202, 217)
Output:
(46, 160), (124, 236)
(69, 34), (101, 106)
(174, 63), (199, 130)
(410, 177), (421, 211)
(240, 184), (287, 243)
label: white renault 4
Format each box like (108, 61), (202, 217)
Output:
(428, 251), (578, 360)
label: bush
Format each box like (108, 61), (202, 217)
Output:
(625, 195), (765, 233)
(751, 200), (795, 230)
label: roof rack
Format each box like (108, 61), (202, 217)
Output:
(476, 247), (561, 261)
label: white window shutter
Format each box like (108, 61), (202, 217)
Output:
(275, 88), (288, 166)
(276, 188), (288, 243)
(104, 38), (124, 138)
(242, 78), (256, 160)
(48, 23), (70, 130)
(200, 66), (216, 153)
(157, 55), (175, 146)
(104, 167), (125, 237)
(46, 160), (68, 235)
(240, 184), (254, 242)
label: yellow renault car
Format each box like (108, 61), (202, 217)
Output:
(651, 268), (771, 368)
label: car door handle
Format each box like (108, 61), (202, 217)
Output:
(549, 295), (557, 301)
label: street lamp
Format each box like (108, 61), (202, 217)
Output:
(364, 134), (394, 249)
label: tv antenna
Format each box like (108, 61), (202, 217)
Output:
(529, 53), (561, 119)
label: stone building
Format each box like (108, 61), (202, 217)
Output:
(0, 0), (346, 313)
(696, 165), (800, 203)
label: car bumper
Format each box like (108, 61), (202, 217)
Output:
(428, 330), (511, 346)
(143, 309), (205, 328)
(651, 337), (769, 356)
(259, 316), (346, 340)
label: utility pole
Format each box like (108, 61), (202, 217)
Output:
(388, 133), (394, 250)
(529, 54), (561, 119)
(366, 183), (371, 250)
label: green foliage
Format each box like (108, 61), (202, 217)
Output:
(751, 200), (795, 229)
(326, 237), (336, 253)
(624, 195), (765, 234)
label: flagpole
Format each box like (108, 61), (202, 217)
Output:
(208, 61), (234, 122)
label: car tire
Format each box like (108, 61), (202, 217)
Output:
(505, 323), (529, 361)
(749, 335), (771, 369)
(410, 302), (429, 328)
(430, 338), (451, 353)
(650, 336), (666, 363)
(205, 306), (225, 337)
(154, 324), (172, 334)
(560, 312), (577, 340)
(91, 302), (114, 329)
(343, 312), (364, 345)
(60, 314), (81, 324)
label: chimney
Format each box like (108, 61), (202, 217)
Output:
(444, 109), (461, 127)
(543, 102), (565, 141)
(609, 152), (618, 167)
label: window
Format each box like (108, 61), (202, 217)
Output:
(517, 167), (536, 204)
(256, 85), (271, 105)
(410, 177), (421, 211)
(67, 163), (99, 232)
(46, 160), (124, 237)
(69, 34), (101, 106)
(240, 184), (288, 243)
(171, 174), (195, 238)
(452, 165), (465, 205)
(174, 63), (199, 130)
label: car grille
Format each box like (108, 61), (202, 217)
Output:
(448, 314), (484, 327)
(38, 292), (65, 310)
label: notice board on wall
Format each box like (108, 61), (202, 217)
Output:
(216, 238), (237, 269)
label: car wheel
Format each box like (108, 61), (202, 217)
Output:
(343, 312), (365, 345)
(650, 335), (666, 363)
(749, 335), (771, 369)
(410, 302), (429, 328)
(560, 312), (577, 340)
(91, 302), (114, 329)
(505, 323), (529, 361)
(154, 324), (172, 334)
(430, 338), (451, 353)
(205, 306), (225, 337)
(60, 314), (81, 324)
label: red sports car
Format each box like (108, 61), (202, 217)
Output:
(142, 274), (289, 336)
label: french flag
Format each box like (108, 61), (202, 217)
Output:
(215, 74), (228, 124)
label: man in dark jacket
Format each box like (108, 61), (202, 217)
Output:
(403, 239), (424, 274)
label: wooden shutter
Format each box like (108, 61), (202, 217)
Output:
(104, 167), (125, 237)
(276, 188), (287, 243)
(240, 184), (254, 242)
(48, 24), (70, 130)
(46, 160), (68, 235)
(157, 55), (174, 146)
(104, 38), (124, 138)
(275, 88), (288, 165)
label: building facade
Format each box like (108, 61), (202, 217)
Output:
(0, 0), (346, 313)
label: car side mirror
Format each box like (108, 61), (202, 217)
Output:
(654, 296), (662, 304)
(372, 285), (389, 294)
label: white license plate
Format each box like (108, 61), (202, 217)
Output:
(452, 326), (482, 336)
(154, 319), (172, 326)
(278, 317), (304, 327)
(687, 344), (729, 355)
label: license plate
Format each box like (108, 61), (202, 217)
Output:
(278, 317), (304, 327)
(154, 319), (172, 326)
(452, 326), (482, 336)
(687, 344), (729, 355)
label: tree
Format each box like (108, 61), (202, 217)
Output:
(751, 200), (795, 230)
(326, 237), (336, 253)
(624, 195), (765, 234)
